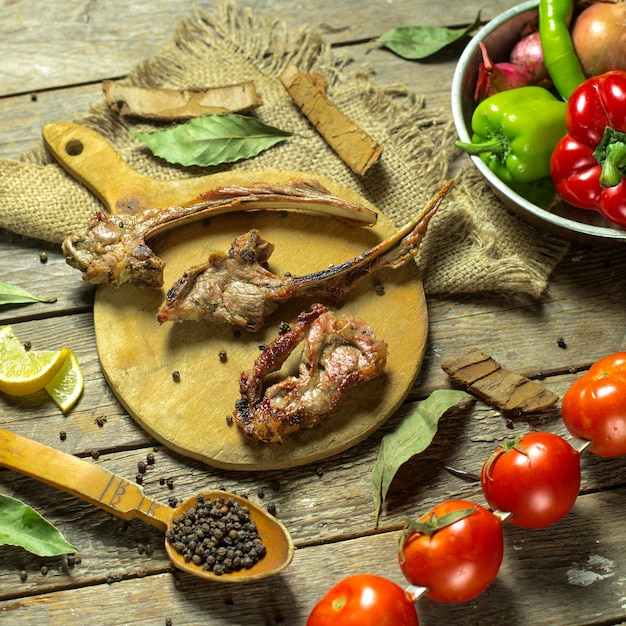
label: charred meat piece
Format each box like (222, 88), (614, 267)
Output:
(157, 179), (453, 331)
(234, 303), (388, 443)
(61, 179), (378, 288)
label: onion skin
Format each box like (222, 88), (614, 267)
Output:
(474, 42), (530, 102)
(572, 1), (626, 77)
(510, 31), (549, 84)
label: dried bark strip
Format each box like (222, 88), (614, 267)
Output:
(279, 64), (383, 176)
(441, 348), (559, 413)
(103, 80), (263, 120)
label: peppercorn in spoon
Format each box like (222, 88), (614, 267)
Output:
(0, 427), (294, 582)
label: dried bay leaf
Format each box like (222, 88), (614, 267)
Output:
(0, 494), (77, 557)
(131, 114), (294, 167)
(0, 282), (57, 306)
(373, 13), (481, 60)
(372, 389), (472, 526)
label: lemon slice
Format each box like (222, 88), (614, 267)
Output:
(0, 337), (69, 396)
(45, 350), (84, 413)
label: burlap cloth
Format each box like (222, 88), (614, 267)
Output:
(0, 1), (569, 298)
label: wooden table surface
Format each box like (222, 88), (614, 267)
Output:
(2, 1), (626, 624)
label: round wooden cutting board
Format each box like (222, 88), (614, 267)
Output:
(94, 170), (428, 470)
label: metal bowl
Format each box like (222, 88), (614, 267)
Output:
(450, 0), (626, 246)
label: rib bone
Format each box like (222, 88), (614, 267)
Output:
(156, 180), (453, 331)
(61, 179), (378, 288)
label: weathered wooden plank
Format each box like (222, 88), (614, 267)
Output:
(0, 86), (104, 159)
(0, 0), (509, 96)
(0, 367), (623, 596)
(2, 1), (626, 624)
(1, 487), (626, 625)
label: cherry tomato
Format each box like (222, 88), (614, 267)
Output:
(480, 431), (581, 529)
(306, 574), (419, 626)
(561, 352), (626, 457)
(398, 499), (503, 604)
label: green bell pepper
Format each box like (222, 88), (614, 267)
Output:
(456, 86), (567, 186)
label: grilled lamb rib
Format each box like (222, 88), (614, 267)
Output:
(157, 179), (453, 331)
(234, 303), (388, 443)
(61, 179), (377, 288)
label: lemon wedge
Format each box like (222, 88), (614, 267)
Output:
(45, 349), (84, 413)
(0, 324), (70, 396)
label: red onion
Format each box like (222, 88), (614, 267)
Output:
(509, 30), (549, 84)
(474, 42), (531, 102)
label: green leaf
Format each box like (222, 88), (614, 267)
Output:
(372, 389), (471, 526)
(0, 282), (57, 306)
(374, 13), (481, 60)
(0, 494), (77, 557)
(131, 114), (294, 167)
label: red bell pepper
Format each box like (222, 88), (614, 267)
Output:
(550, 70), (626, 227)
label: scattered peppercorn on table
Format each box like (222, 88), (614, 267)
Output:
(2, 1), (626, 625)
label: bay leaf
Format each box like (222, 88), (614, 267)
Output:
(374, 13), (481, 60)
(0, 282), (57, 306)
(0, 494), (77, 557)
(131, 114), (294, 167)
(372, 389), (471, 526)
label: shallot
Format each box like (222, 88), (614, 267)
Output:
(474, 42), (530, 102)
(510, 30), (549, 84)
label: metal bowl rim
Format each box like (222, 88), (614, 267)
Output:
(450, 0), (626, 243)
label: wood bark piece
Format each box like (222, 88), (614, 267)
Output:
(279, 64), (383, 176)
(102, 79), (263, 120)
(441, 348), (559, 413)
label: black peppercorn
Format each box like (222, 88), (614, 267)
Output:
(167, 496), (267, 574)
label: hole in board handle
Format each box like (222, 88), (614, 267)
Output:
(65, 139), (84, 156)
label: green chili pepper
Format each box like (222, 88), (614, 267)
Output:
(455, 86), (567, 186)
(538, 0), (587, 100)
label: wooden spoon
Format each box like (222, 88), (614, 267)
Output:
(0, 427), (294, 582)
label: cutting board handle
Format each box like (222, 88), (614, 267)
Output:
(42, 121), (159, 215)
